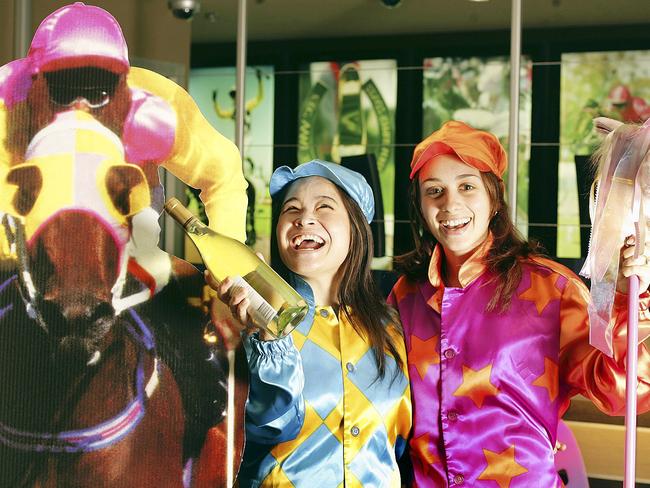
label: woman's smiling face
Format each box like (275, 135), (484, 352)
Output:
(277, 176), (351, 283)
(418, 153), (492, 260)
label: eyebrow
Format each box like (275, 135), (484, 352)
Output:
(316, 195), (338, 202)
(282, 195), (338, 205)
(421, 173), (481, 183)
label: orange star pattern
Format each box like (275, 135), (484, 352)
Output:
(532, 357), (559, 402)
(411, 432), (440, 466)
(409, 334), (440, 380)
(478, 445), (528, 488)
(518, 271), (562, 315)
(391, 278), (419, 303)
(453, 364), (499, 408)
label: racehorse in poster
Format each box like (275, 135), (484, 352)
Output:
(0, 111), (246, 487)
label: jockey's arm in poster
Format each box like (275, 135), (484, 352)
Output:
(0, 64), (247, 245)
(0, 65), (248, 265)
(126, 67), (248, 243)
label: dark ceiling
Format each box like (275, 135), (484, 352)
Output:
(190, 0), (650, 43)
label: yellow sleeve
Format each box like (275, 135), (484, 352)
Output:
(0, 102), (13, 259)
(0, 101), (13, 213)
(127, 67), (248, 242)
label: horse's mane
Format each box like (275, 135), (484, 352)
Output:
(591, 119), (646, 177)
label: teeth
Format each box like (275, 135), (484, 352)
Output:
(441, 218), (471, 228)
(292, 234), (325, 246)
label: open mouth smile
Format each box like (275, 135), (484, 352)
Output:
(291, 234), (326, 250)
(440, 217), (471, 232)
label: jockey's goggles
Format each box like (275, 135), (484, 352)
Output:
(44, 68), (119, 109)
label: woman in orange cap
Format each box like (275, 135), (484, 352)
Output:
(389, 120), (650, 487)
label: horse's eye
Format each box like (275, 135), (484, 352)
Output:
(7, 165), (42, 216)
(105, 165), (149, 216)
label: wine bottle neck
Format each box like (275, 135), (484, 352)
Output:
(185, 217), (209, 235)
(165, 197), (209, 234)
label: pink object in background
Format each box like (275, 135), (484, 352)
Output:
(554, 420), (589, 488)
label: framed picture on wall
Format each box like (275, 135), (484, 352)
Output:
(421, 55), (533, 236)
(189, 66), (275, 263)
(559, 49), (650, 258)
(297, 60), (397, 268)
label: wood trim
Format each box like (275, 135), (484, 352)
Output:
(564, 395), (650, 428)
(566, 420), (650, 482)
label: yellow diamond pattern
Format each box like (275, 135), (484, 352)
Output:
(257, 311), (410, 487)
(342, 472), (363, 488)
(261, 463), (296, 487)
(305, 313), (341, 359)
(271, 403), (322, 462)
(292, 329), (307, 351)
(323, 399), (344, 443)
(341, 377), (383, 462)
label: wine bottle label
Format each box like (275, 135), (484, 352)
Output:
(231, 276), (277, 328)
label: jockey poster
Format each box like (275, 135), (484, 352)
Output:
(559, 49), (650, 258)
(189, 66), (275, 262)
(297, 60), (397, 268)
(421, 55), (533, 235)
(0, 3), (248, 487)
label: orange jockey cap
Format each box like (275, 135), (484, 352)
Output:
(409, 120), (508, 180)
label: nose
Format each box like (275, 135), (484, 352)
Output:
(42, 296), (113, 336)
(293, 211), (316, 227)
(440, 189), (462, 212)
(70, 98), (92, 112)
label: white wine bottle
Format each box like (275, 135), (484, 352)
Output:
(164, 197), (308, 338)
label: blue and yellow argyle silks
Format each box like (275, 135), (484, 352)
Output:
(239, 300), (412, 488)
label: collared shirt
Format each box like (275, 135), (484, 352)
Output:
(388, 243), (650, 488)
(239, 305), (412, 488)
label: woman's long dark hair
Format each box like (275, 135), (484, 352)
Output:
(273, 184), (403, 379)
(393, 171), (543, 312)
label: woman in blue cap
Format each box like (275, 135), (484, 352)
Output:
(209, 159), (412, 487)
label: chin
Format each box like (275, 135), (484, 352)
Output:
(443, 241), (481, 258)
(289, 262), (322, 279)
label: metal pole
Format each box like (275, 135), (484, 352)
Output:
(235, 0), (248, 163)
(227, 3), (248, 485)
(624, 274), (639, 488)
(13, 0), (32, 58)
(507, 0), (521, 224)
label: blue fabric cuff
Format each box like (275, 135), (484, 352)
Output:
(245, 331), (296, 358)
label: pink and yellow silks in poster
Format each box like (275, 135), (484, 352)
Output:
(0, 3), (248, 487)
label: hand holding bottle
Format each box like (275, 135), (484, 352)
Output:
(205, 269), (276, 341)
(164, 197), (307, 339)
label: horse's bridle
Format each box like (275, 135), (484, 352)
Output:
(0, 307), (160, 453)
(1, 213), (48, 335)
(0, 214), (161, 453)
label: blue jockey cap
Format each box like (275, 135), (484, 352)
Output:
(270, 159), (375, 223)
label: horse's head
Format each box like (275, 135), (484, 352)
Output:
(3, 110), (150, 362)
(580, 117), (650, 355)
(591, 116), (650, 234)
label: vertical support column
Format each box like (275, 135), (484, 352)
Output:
(508, 0), (521, 224)
(393, 52), (423, 258)
(624, 275), (639, 488)
(13, 0), (31, 58)
(229, 4), (249, 486)
(235, 0), (248, 162)
(271, 56), (299, 269)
